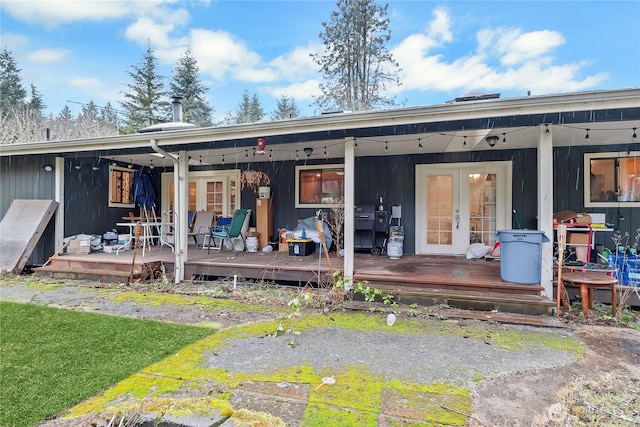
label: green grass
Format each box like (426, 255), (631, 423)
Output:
(0, 301), (215, 427)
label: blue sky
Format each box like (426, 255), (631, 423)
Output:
(1, 0), (639, 122)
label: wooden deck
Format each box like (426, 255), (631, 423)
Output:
(35, 245), (555, 315)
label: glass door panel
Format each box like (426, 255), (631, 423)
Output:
(426, 175), (453, 245)
(468, 173), (497, 246)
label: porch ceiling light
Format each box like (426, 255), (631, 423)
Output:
(485, 135), (499, 147)
(43, 165), (53, 172)
(304, 147), (313, 157)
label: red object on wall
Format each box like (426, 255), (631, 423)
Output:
(256, 138), (266, 155)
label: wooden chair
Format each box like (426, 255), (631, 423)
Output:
(207, 209), (250, 255)
(188, 210), (216, 249)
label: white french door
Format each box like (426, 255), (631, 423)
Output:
(415, 162), (512, 255)
(161, 169), (240, 219)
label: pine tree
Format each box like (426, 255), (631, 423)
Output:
(28, 84), (45, 113)
(271, 93), (300, 120)
(100, 101), (120, 131)
(120, 43), (170, 133)
(235, 90), (264, 124)
(312, 0), (400, 112)
(170, 49), (214, 127)
(0, 48), (27, 115)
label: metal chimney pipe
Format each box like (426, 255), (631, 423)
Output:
(171, 95), (183, 123)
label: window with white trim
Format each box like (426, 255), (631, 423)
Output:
(108, 165), (136, 208)
(584, 151), (640, 207)
(295, 164), (344, 208)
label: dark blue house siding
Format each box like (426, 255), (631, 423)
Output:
(0, 155), (57, 266)
(63, 160), (162, 238)
(1, 145), (637, 265)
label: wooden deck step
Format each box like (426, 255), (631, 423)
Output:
(34, 260), (162, 283)
(347, 301), (564, 327)
(362, 284), (555, 316)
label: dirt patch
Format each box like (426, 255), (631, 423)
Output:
(2, 276), (639, 426)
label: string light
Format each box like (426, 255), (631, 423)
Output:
(545, 124), (550, 134)
(384, 141), (388, 151)
(245, 150), (248, 159)
(199, 155), (203, 165)
(222, 154), (225, 165)
(149, 160), (154, 169)
(295, 150), (299, 161)
(585, 128), (590, 141)
(463, 136), (467, 147)
(633, 127), (638, 141)
(269, 150), (273, 159)
(502, 133), (507, 144)
(324, 147), (327, 158)
(418, 138), (423, 149)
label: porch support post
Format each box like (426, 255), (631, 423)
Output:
(344, 137), (355, 287)
(54, 157), (65, 249)
(150, 139), (186, 283)
(176, 150), (188, 282)
(537, 124), (554, 298)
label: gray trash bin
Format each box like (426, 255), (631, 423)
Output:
(497, 230), (550, 284)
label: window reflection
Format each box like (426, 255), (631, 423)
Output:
(296, 165), (344, 207)
(589, 156), (640, 203)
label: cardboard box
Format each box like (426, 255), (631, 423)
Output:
(567, 232), (590, 245)
(288, 239), (314, 256)
(279, 242), (288, 252)
(68, 237), (91, 254)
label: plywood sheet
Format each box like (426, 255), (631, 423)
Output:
(0, 199), (58, 274)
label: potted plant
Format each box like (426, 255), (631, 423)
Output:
(241, 170), (271, 197)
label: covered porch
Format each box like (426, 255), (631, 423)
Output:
(34, 245), (554, 315)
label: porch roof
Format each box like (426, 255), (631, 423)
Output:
(1, 87), (639, 168)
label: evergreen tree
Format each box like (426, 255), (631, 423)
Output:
(28, 83), (45, 113)
(0, 48), (27, 114)
(235, 90), (264, 124)
(170, 48), (213, 127)
(56, 105), (75, 136)
(120, 43), (169, 133)
(100, 101), (120, 131)
(271, 93), (300, 120)
(312, 0), (400, 112)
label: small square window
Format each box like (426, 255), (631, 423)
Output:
(295, 164), (344, 208)
(585, 152), (639, 207)
(109, 165), (136, 208)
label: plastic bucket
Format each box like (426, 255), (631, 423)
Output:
(246, 236), (259, 252)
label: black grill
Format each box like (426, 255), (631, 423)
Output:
(354, 205), (389, 253)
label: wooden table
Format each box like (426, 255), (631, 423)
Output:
(562, 272), (618, 316)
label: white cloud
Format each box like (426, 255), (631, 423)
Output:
(25, 48), (71, 64)
(269, 43), (322, 82)
(189, 29), (262, 81)
(68, 77), (124, 105)
(266, 79), (322, 103)
(392, 7), (606, 97)
(0, 33), (29, 51)
(124, 16), (183, 54)
(487, 28), (566, 66)
(1, 0), (172, 28)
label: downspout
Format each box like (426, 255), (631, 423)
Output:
(150, 139), (184, 283)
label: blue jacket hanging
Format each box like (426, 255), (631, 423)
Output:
(134, 169), (156, 208)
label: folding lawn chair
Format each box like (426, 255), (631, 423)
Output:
(188, 210), (216, 249)
(207, 208), (249, 255)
